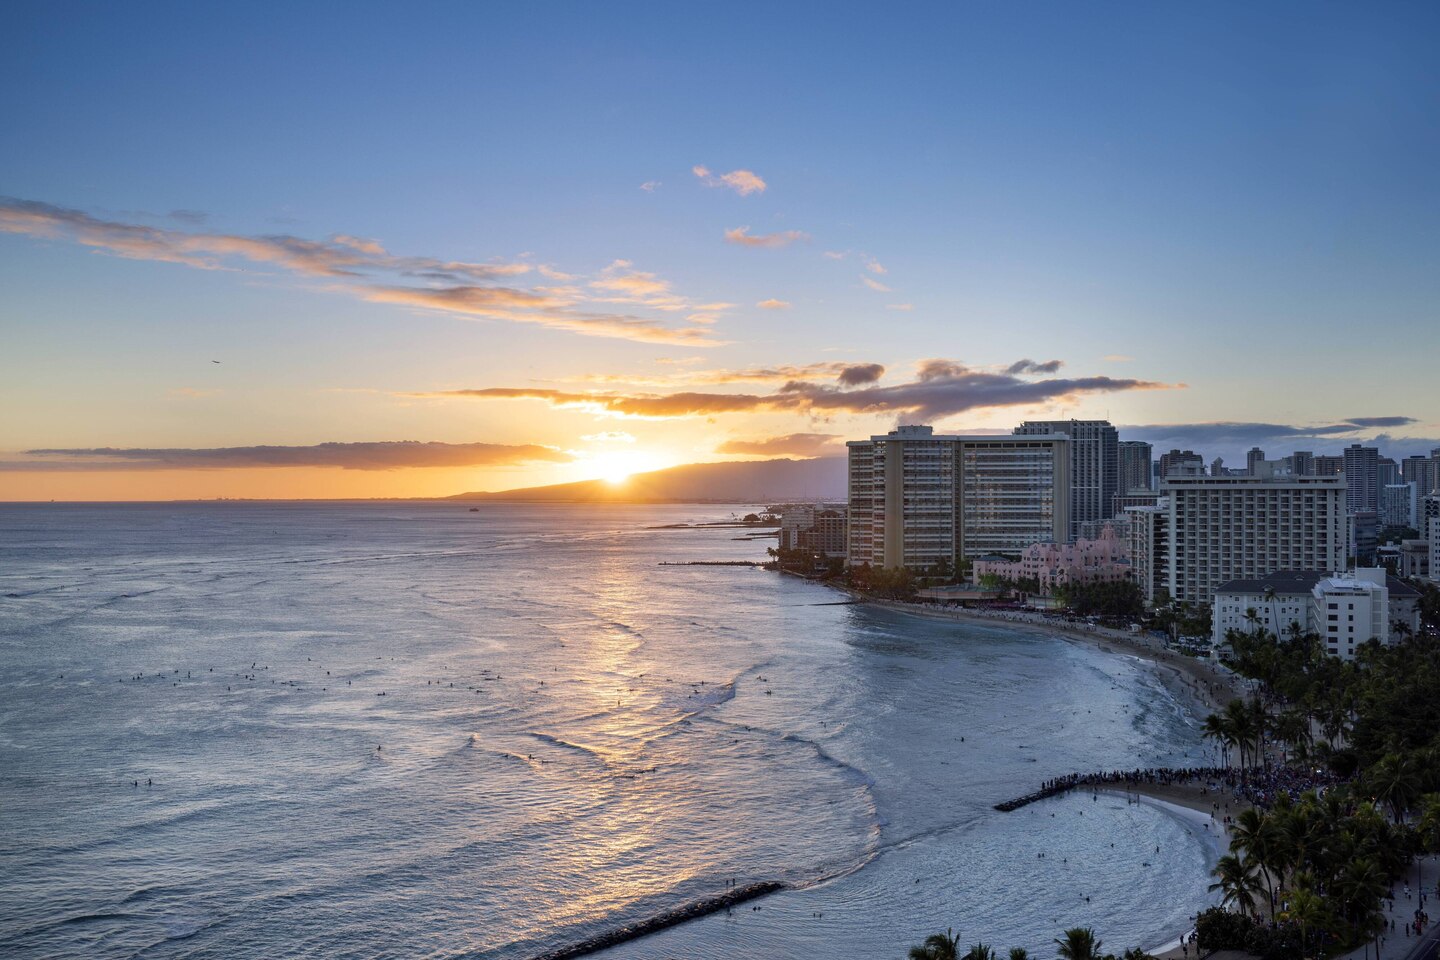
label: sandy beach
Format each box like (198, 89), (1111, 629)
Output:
(868, 598), (1256, 956)
(871, 600), (1251, 718)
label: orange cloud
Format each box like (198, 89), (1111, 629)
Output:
(362, 285), (722, 345)
(693, 165), (767, 195)
(716, 433), (842, 458)
(724, 226), (808, 248)
(757, 298), (792, 309)
(860, 275), (891, 292)
(564, 361), (886, 387)
(418, 359), (1173, 421)
(0, 196), (721, 346)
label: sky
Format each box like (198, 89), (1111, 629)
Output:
(2, 1), (1439, 500)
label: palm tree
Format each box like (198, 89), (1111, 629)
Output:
(1209, 853), (1263, 916)
(1280, 881), (1333, 960)
(1054, 927), (1102, 960)
(910, 929), (961, 960)
(1202, 713), (1235, 769)
(1009, 949), (1029, 960)
(1229, 808), (1281, 917)
(1417, 793), (1440, 853)
(1336, 857), (1389, 952)
(1223, 698), (1258, 775)
(962, 943), (995, 960)
(1367, 753), (1422, 822)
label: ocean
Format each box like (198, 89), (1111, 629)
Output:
(0, 502), (1221, 959)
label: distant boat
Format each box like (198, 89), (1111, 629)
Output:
(468, 507), (479, 512)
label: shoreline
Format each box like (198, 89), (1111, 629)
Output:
(854, 595), (1250, 955)
(866, 599), (1250, 721)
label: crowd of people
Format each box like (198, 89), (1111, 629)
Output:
(1037, 763), (1344, 809)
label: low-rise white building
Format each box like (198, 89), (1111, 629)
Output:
(1212, 568), (1421, 660)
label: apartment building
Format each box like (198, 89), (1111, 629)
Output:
(1014, 419), (1117, 541)
(846, 426), (1070, 569)
(1145, 471), (1347, 603)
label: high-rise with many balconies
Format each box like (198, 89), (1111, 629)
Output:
(846, 426), (1070, 569)
(1014, 419), (1116, 541)
(1142, 469), (1347, 603)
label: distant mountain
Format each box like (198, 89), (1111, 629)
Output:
(448, 457), (847, 503)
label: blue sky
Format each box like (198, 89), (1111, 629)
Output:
(2, 1), (1438, 498)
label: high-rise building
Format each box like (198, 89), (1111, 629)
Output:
(1159, 449), (1205, 478)
(1430, 517), (1440, 585)
(1289, 451), (1315, 476)
(1349, 511), (1380, 565)
(1118, 440), (1153, 494)
(1314, 455), (1344, 477)
(1133, 473), (1347, 603)
(1381, 483), (1418, 529)
(1344, 444), (1380, 515)
(1246, 447), (1266, 475)
(1125, 501), (1168, 605)
(1402, 455), (1437, 496)
(845, 426), (1071, 569)
(1014, 420), (1117, 541)
(1378, 458), (1400, 488)
(1211, 457), (1227, 478)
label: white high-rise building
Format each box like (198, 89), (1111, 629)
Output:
(846, 426), (1071, 569)
(1014, 420), (1117, 541)
(1145, 470), (1347, 603)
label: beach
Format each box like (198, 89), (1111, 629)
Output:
(872, 599), (1250, 718)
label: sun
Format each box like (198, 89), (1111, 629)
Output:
(575, 450), (669, 485)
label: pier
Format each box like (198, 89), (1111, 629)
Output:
(993, 783), (1077, 811)
(531, 881), (788, 960)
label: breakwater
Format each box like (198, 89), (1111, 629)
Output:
(530, 882), (788, 960)
(993, 783), (1076, 811)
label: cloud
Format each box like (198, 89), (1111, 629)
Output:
(640, 181), (661, 192)
(1006, 358), (1064, 375)
(1103, 354), (1135, 363)
(1345, 416), (1417, 428)
(590, 259), (688, 311)
(581, 431), (636, 444)
(860, 276), (890, 292)
(420, 358), (1172, 422)
(757, 298), (792, 310)
(167, 209), (208, 225)
(0, 196), (720, 346)
(864, 258), (887, 275)
(1117, 418), (1435, 461)
(724, 226), (808, 248)
(715, 433), (842, 458)
(822, 250), (847, 260)
(693, 165), (767, 196)
(887, 303), (914, 311)
(5, 441), (574, 472)
(564, 361), (885, 387)
(361, 284), (720, 345)
(836, 362), (885, 386)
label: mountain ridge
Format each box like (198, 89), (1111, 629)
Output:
(448, 457), (847, 503)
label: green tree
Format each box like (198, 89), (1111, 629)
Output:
(909, 930), (961, 960)
(1054, 927), (1102, 960)
(1209, 853), (1263, 916)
